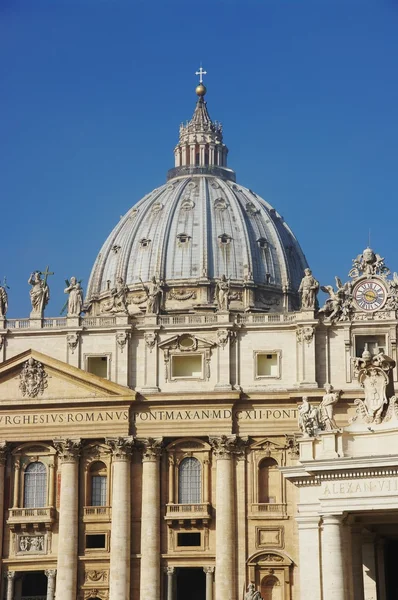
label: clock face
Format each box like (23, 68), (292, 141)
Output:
(353, 279), (387, 312)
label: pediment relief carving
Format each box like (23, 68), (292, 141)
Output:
(159, 333), (215, 353)
(247, 549), (293, 567)
(250, 438), (286, 453)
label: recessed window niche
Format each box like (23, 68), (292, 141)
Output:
(171, 354), (203, 379)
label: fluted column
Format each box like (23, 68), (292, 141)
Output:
(322, 514), (346, 600)
(54, 438), (81, 600)
(0, 443), (8, 584)
(139, 438), (163, 600)
(204, 566), (214, 600)
(210, 435), (245, 600)
(45, 569), (57, 600)
(106, 436), (134, 600)
(6, 571), (15, 600)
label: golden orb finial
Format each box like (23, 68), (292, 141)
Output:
(196, 82), (207, 97)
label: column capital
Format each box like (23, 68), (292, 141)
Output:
(45, 569), (57, 578)
(137, 437), (163, 462)
(6, 571), (15, 581)
(164, 566), (176, 575)
(296, 515), (321, 529)
(53, 438), (81, 463)
(106, 436), (135, 461)
(0, 441), (8, 465)
(203, 566), (215, 574)
(209, 435), (248, 459)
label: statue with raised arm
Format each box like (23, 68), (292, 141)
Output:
(298, 396), (320, 437)
(215, 275), (230, 311)
(64, 277), (83, 316)
(28, 269), (52, 316)
(140, 276), (162, 314)
(298, 268), (319, 309)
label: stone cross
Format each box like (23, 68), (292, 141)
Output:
(40, 265), (54, 286)
(195, 66), (207, 83)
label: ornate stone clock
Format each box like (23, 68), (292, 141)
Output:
(353, 278), (387, 312)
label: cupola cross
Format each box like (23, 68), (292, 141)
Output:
(195, 66), (207, 83)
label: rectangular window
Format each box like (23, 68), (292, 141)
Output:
(86, 534), (106, 549)
(171, 354), (203, 379)
(91, 475), (107, 506)
(355, 335), (386, 358)
(177, 532), (201, 547)
(256, 352), (280, 378)
(86, 356), (108, 379)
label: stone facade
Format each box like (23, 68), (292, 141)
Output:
(1, 77), (397, 600)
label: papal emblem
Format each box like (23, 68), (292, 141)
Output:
(352, 348), (395, 425)
(19, 358), (48, 398)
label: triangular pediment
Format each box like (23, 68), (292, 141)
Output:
(158, 333), (215, 352)
(0, 350), (133, 404)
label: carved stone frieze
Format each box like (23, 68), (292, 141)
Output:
(168, 288), (197, 301)
(85, 570), (108, 583)
(116, 331), (130, 352)
(53, 438), (81, 462)
(105, 436), (134, 460)
(19, 358), (48, 398)
(296, 326), (315, 345)
(84, 590), (109, 600)
(144, 332), (158, 351)
(67, 332), (80, 354)
(17, 534), (45, 554)
(137, 437), (163, 462)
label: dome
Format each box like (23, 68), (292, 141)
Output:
(86, 77), (308, 314)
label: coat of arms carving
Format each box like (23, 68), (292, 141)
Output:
(19, 358), (48, 398)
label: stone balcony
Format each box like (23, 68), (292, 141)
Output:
(82, 506), (111, 522)
(249, 503), (288, 520)
(164, 502), (212, 526)
(7, 507), (56, 531)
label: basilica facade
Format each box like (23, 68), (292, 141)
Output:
(0, 77), (397, 600)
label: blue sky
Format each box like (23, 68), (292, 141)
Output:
(1, 0), (398, 317)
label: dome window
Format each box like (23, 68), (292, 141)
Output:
(257, 238), (268, 249)
(140, 238), (151, 248)
(151, 203), (163, 214)
(112, 245), (121, 254)
(218, 234), (231, 245)
(214, 198), (228, 211)
(177, 233), (190, 245)
(181, 199), (195, 211)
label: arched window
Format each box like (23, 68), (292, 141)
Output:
(261, 575), (282, 600)
(90, 461), (107, 506)
(258, 457), (278, 504)
(24, 462), (47, 508)
(178, 457), (201, 504)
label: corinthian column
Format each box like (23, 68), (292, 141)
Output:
(45, 569), (57, 600)
(106, 436), (135, 600)
(0, 443), (8, 584)
(54, 438), (81, 600)
(6, 570), (15, 600)
(210, 435), (247, 600)
(139, 437), (163, 600)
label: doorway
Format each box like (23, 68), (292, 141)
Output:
(176, 567), (206, 600)
(21, 571), (47, 598)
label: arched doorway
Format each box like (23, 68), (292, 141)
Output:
(261, 575), (282, 600)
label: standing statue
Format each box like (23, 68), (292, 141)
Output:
(0, 283), (8, 317)
(319, 384), (341, 431)
(28, 268), (52, 316)
(245, 583), (263, 600)
(298, 268), (319, 309)
(64, 277), (83, 316)
(103, 276), (129, 313)
(140, 276), (163, 314)
(215, 275), (231, 311)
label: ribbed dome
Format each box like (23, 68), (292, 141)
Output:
(87, 176), (308, 297)
(86, 76), (308, 313)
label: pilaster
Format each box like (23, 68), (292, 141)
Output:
(296, 515), (322, 600)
